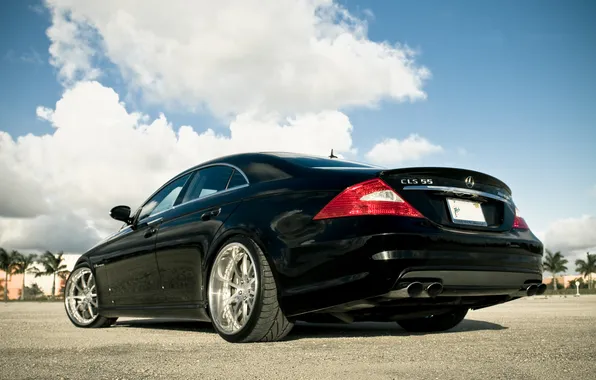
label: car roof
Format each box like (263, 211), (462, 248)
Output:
(198, 151), (381, 169)
(184, 151), (382, 182)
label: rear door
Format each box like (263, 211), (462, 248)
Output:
(154, 165), (248, 305)
(379, 167), (516, 232)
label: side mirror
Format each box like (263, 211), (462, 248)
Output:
(110, 205), (132, 224)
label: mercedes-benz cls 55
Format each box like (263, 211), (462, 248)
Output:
(64, 152), (545, 343)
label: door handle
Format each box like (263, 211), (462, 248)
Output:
(201, 208), (221, 221)
(144, 217), (163, 238)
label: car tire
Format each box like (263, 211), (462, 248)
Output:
(64, 264), (118, 329)
(207, 236), (293, 343)
(396, 308), (468, 333)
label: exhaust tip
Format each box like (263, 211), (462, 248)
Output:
(407, 282), (424, 297)
(526, 284), (538, 296)
(426, 282), (443, 298)
(535, 283), (547, 295)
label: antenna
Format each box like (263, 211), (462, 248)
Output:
(328, 149), (338, 159)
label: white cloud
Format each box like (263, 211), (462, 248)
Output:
(0, 81), (356, 252)
(46, 5), (102, 84)
(0, 213), (100, 253)
(43, 0), (430, 116)
(542, 215), (596, 260)
(0, 1), (435, 253)
(365, 134), (443, 166)
(0, 133), (51, 218)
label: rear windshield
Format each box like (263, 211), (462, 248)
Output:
(267, 152), (382, 169)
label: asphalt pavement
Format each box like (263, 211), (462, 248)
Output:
(1, 296), (595, 379)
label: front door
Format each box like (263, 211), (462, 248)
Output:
(95, 172), (192, 307)
(92, 222), (161, 307)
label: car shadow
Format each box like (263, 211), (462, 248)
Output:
(286, 319), (507, 340)
(114, 319), (214, 333)
(113, 318), (507, 340)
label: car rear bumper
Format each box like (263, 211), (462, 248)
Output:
(270, 215), (544, 317)
(278, 242), (543, 317)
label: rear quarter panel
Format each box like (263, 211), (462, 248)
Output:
(202, 173), (376, 297)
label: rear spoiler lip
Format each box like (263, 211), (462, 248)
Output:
(377, 166), (512, 195)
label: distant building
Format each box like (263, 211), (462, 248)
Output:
(0, 270), (67, 300)
(542, 273), (596, 288)
(0, 271), (23, 300)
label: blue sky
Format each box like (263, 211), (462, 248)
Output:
(1, 0), (595, 252)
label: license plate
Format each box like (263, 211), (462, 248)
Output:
(446, 198), (487, 226)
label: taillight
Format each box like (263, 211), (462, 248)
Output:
(513, 207), (529, 230)
(313, 178), (424, 220)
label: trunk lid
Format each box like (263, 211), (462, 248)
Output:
(379, 167), (516, 232)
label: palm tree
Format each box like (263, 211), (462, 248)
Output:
(0, 248), (20, 302)
(25, 283), (44, 299)
(542, 249), (568, 291)
(0, 247), (8, 301)
(30, 251), (69, 299)
(57, 269), (71, 297)
(575, 252), (596, 290)
(13, 252), (38, 300)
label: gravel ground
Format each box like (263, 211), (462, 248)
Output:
(1, 296), (595, 380)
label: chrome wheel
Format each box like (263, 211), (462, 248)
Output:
(65, 267), (99, 326)
(208, 242), (258, 335)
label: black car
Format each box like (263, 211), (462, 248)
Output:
(64, 152), (545, 343)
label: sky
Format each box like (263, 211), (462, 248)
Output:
(1, 0), (595, 287)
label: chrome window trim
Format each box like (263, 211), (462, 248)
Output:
(197, 163), (250, 185)
(402, 185), (513, 205)
(311, 167), (383, 170)
(136, 163), (250, 222)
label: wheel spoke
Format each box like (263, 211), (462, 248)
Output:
(241, 254), (249, 277)
(215, 264), (241, 290)
(215, 268), (228, 283)
(233, 260), (242, 281)
(242, 300), (248, 323)
(223, 293), (238, 306)
(232, 246), (240, 260)
(233, 301), (242, 321)
(227, 281), (240, 289)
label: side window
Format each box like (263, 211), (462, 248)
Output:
(181, 166), (234, 204)
(227, 170), (248, 189)
(138, 173), (191, 220)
